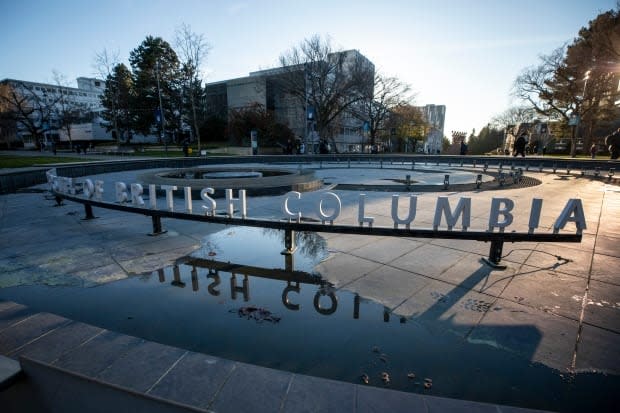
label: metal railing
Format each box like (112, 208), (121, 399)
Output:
(52, 189), (582, 270)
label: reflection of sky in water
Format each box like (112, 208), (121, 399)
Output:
(191, 227), (326, 273)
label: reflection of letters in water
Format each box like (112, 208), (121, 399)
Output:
(156, 258), (357, 320)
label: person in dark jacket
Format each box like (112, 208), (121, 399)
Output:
(514, 134), (527, 157)
(605, 128), (620, 160)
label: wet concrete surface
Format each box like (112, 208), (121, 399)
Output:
(0, 161), (619, 412)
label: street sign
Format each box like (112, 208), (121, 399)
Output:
(569, 115), (580, 126)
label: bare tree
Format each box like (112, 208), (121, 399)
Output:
(94, 49), (121, 142)
(490, 106), (538, 129)
(53, 72), (89, 150)
(175, 23), (211, 151)
(356, 73), (412, 147)
(0, 80), (59, 147)
(513, 46), (585, 156)
(93, 48), (120, 84)
(0, 83), (17, 146)
(278, 35), (375, 149)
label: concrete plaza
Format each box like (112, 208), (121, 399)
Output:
(0, 157), (618, 412)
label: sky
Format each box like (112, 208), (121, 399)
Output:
(1, 0), (616, 139)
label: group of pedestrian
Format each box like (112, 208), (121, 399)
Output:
(507, 127), (620, 160)
(587, 128), (620, 160)
(284, 139), (306, 155)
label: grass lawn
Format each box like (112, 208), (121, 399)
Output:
(0, 155), (86, 169)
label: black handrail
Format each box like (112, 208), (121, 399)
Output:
(52, 190), (581, 270)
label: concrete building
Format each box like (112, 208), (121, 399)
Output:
(420, 104), (446, 154)
(0, 77), (113, 148)
(205, 50), (375, 153)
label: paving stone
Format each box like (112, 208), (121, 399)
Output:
(0, 301), (18, 312)
(435, 256), (516, 297)
(468, 298), (579, 372)
(36, 246), (114, 275)
(0, 303), (36, 332)
(593, 234), (620, 257)
(590, 253), (620, 285)
(324, 233), (378, 253)
(315, 254), (384, 287)
(69, 262), (128, 285)
(499, 268), (587, 320)
(582, 280), (620, 333)
(429, 238), (495, 257)
(11, 321), (104, 363)
(96, 340), (187, 393)
(148, 351), (235, 409)
(0, 312), (70, 354)
(356, 384), (426, 412)
(281, 374), (355, 412)
(562, 232), (595, 253)
(524, 244), (593, 278)
(118, 245), (199, 275)
(208, 362), (292, 413)
(346, 266), (430, 311)
(53, 330), (142, 377)
(349, 237), (424, 264)
(391, 243), (471, 277)
(575, 324), (620, 375)
(395, 280), (496, 337)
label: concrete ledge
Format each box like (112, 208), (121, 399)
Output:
(0, 355), (21, 391)
(0, 299), (553, 413)
(19, 356), (204, 413)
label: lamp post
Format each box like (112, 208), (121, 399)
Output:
(155, 61), (167, 154)
(583, 70), (591, 97)
(570, 70), (591, 158)
(581, 70), (591, 153)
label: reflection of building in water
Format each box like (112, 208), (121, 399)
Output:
(154, 257), (394, 321)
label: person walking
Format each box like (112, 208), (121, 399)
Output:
(605, 128), (620, 160)
(590, 143), (597, 159)
(514, 134), (527, 157)
(460, 140), (468, 156)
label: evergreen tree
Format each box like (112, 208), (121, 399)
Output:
(100, 63), (134, 142)
(129, 36), (181, 141)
